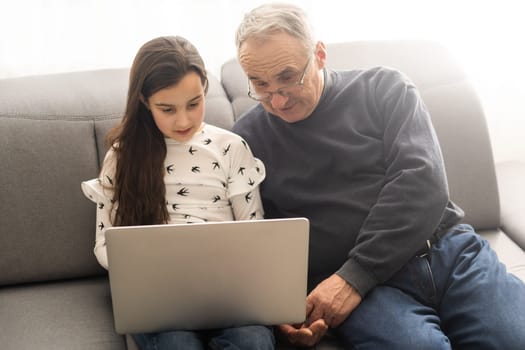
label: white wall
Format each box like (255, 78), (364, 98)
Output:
(1, 0), (523, 163)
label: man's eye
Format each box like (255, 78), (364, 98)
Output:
(279, 75), (294, 83)
(254, 81), (268, 88)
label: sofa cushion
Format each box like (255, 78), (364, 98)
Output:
(220, 60), (257, 121)
(479, 229), (525, 281)
(0, 117), (105, 285)
(0, 69), (129, 286)
(0, 69), (128, 119)
(204, 73), (236, 130)
(496, 161), (525, 248)
(421, 81), (499, 229)
(0, 277), (125, 349)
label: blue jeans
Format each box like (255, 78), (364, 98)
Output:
(132, 325), (274, 350)
(336, 224), (525, 349)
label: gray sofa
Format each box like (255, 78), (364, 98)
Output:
(1, 40), (524, 350)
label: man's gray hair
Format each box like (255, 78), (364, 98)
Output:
(235, 3), (316, 55)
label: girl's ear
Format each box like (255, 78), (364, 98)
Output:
(140, 94), (150, 110)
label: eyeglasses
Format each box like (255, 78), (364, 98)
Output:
(247, 54), (313, 102)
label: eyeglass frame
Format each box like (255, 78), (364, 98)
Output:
(247, 53), (314, 102)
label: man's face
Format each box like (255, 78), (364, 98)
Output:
(238, 32), (325, 123)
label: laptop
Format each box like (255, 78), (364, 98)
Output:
(105, 217), (309, 334)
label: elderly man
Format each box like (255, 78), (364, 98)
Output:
(232, 3), (525, 349)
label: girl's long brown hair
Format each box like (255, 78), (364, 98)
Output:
(106, 36), (208, 226)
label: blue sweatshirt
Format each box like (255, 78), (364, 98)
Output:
(233, 67), (463, 296)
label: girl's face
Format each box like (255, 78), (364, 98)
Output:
(145, 71), (206, 142)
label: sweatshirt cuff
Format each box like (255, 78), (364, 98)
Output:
(336, 258), (378, 297)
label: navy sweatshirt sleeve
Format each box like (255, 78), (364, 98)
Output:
(336, 68), (460, 295)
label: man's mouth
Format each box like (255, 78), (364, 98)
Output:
(278, 101), (296, 113)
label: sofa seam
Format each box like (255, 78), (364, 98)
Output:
(0, 113), (122, 121)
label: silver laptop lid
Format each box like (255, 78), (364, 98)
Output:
(106, 217), (309, 334)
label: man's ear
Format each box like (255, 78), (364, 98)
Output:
(314, 41), (327, 70)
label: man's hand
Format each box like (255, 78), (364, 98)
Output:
(277, 274), (362, 347)
(277, 319), (328, 347)
(306, 274), (362, 328)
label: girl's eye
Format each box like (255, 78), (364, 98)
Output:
(188, 99), (202, 109)
(162, 108), (173, 113)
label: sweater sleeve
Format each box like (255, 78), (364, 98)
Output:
(226, 136), (266, 221)
(226, 138), (266, 198)
(80, 149), (117, 270)
(337, 70), (451, 296)
(230, 188), (265, 221)
(81, 179), (112, 269)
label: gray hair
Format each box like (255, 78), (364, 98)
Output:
(235, 3), (316, 55)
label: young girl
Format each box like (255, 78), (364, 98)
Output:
(81, 36), (274, 350)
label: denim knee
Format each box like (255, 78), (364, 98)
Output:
(132, 330), (205, 350)
(209, 325), (275, 350)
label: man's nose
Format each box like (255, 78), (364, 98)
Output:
(269, 92), (289, 109)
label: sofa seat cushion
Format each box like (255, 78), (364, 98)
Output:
(0, 276), (124, 350)
(479, 229), (525, 281)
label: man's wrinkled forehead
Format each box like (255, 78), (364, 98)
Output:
(239, 34), (305, 81)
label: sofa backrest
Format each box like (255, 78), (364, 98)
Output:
(0, 68), (234, 286)
(220, 40), (500, 230)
